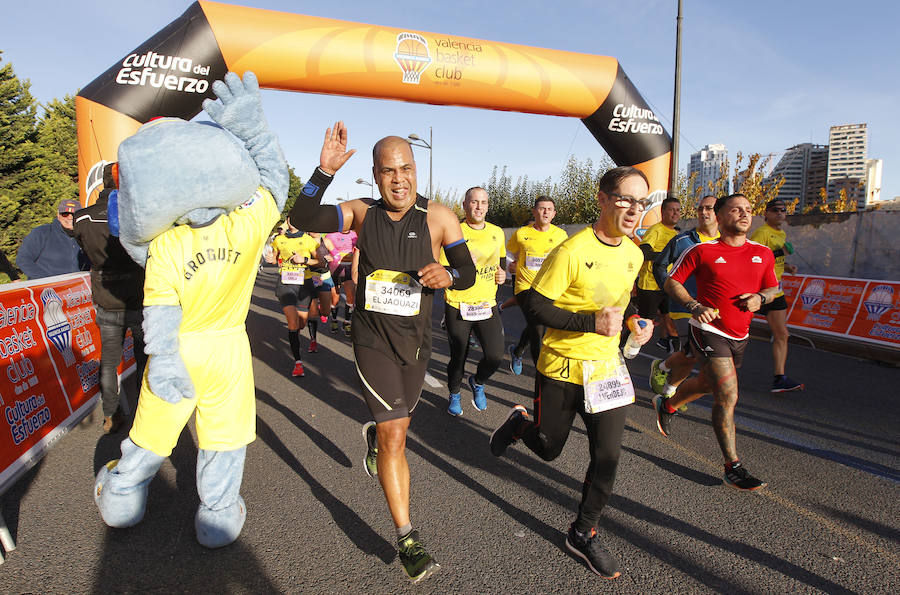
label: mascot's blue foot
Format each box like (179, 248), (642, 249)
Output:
(196, 495), (247, 548)
(94, 438), (165, 528)
(195, 447), (247, 548)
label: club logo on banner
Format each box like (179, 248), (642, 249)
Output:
(799, 278), (826, 310)
(863, 285), (894, 320)
(40, 288), (75, 366)
(394, 33), (432, 84)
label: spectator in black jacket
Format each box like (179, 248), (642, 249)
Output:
(73, 164), (146, 433)
(17, 198), (89, 279)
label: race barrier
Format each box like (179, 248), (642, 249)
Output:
(758, 273), (900, 349)
(0, 273), (136, 563)
(75, 1), (672, 231)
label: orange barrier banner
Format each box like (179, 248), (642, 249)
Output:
(755, 273), (899, 350)
(0, 273), (135, 495)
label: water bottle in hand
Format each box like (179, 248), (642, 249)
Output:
(623, 319), (648, 359)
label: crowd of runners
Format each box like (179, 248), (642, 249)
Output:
(227, 121), (804, 582)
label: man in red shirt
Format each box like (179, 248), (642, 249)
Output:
(655, 193), (779, 491)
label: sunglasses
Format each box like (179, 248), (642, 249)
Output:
(768, 208), (786, 213)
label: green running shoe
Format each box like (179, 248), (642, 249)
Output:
(398, 530), (440, 582)
(362, 421), (378, 478)
(649, 358), (670, 395)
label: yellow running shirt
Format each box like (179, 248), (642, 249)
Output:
(272, 232), (320, 282)
(750, 223), (787, 297)
(132, 188), (279, 456)
(506, 223), (568, 294)
(637, 222), (678, 290)
(531, 226), (642, 385)
(669, 229), (719, 320)
(440, 221), (505, 309)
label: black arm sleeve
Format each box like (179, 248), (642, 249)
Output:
(443, 241), (476, 291)
(772, 247), (785, 258)
(639, 243), (658, 262)
(526, 289), (595, 333)
(499, 257), (507, 270)
(288, 167), (341, 232)
(652, 236), (678, 289)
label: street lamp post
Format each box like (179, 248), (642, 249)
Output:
(407, 127), (432, 199)
(355, 177), (373, 198)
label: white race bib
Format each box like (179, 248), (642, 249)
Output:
(281, 268), (305, 285)
(525, 253), (548, 271)
(582, 354), (635, 414)
(460, 301), (493, 321)
(364, 270), (422, 316)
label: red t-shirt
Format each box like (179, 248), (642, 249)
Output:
(669, 239), (777, 339)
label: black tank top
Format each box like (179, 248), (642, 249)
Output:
(353, 195), (435, 364)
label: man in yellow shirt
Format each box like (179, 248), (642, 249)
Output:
(750, 199), (803, 393)
(505, 197), (568, 374)
(440, 187), (507, 416)
(637, 196), (681, 352)
(490, 167), (653, 580)
(265, 219), (322, 377)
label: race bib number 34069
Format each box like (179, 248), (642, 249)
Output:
(364, 269), (422, 316)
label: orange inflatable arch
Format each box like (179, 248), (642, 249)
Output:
(76, 1), (671, 229)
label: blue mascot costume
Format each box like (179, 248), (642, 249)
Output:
(94, 71), (288, 548)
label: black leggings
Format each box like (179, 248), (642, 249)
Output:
(444, 303), (505, 394)
(519, 372), (628, 534)
(513, 289), (544, 365)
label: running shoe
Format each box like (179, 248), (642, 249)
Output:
(771, 376), (804, 393)
(319, 315), (328, 324)
(307, 340), (318, 353)
(653, 395), (676, 437)
(565, 525), (620, 579)
(507, 344), (523, 376)
(447, 393), (463, 417)
(723, 462), (767, 491)
(468, 334), (478, 349)
(342, 321), (352, 337)
(291, 360), (305, 378)
(649, 359), (670, 395)
(362, 421), (378, 478)
(330, 318), (339, 333)
(397, 530), (440, 582)
(468, 375), (487, 411)
(490, 405), (527, 456)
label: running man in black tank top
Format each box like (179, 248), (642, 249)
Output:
(289, 125), (476, 583)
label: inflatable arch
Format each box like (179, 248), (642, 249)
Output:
(76, 1), (671, 229)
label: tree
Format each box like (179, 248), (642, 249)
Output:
(732, 152), (785, 214)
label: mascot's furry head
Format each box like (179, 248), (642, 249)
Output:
(116, 71), (287, 265)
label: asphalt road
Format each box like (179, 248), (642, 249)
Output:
(1, 269), (898, 594)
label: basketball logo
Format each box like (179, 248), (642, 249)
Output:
(394, 33), (432, 84)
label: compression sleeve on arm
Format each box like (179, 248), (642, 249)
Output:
(639, 243), (658, 262)
(499, 257), (507, 270)
(288, 167), (342, 232)
(526, 289), (595, 333)
(443, 239), (476, 290)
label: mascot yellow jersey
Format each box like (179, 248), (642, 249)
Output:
(506, 224), (568, 294)
(440, 221), (505, 309)
(133, 188), (279, 455)
(531, 227), (642, 385)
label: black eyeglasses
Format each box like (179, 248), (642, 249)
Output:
(608, 193), (650, 211)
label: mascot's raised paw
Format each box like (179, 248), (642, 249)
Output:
(202, 71), (266, 144)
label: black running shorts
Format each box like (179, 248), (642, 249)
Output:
(276, 279), (314, 311)
(688, 325), (749, 368)
(757, 294), (787, 315)
(354, 343), (428, 423)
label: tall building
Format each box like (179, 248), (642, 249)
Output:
(864, 158), (883, 207)
(765, 143), (829, 210)
(826, 123), (867, 204)
(689, 143), (729, 197)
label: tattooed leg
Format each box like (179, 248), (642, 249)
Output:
(706, 357), (740, 462)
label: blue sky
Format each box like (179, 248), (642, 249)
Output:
(5, 0), (898, 203)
